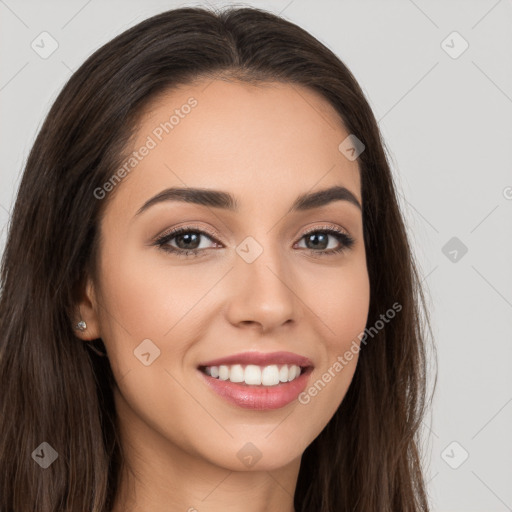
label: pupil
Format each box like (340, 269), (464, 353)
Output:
(177, 233), (200, 249)
(307, 233), (327, 250)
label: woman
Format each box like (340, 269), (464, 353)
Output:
(0, 6), (436, 511)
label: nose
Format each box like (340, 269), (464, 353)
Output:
(225, 243), (300, 333)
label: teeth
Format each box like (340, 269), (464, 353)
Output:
(229, 364), (244, 383)
(288, 365), (298, 381)
(244, 365), (261, 385)
(202, 364), (303, 386)
(261, 365), (280, 386)
(218, 365), (229, 380)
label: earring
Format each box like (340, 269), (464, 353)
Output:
(75, 320), (87, 332)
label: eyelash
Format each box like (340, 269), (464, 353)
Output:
(153, 224), (355, 259)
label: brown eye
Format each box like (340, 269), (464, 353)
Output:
(154, 227), (220, 258)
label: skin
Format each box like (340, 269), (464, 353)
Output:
(76, 79), (370, 512)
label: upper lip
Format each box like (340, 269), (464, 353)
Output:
(198, 351), (313, 368)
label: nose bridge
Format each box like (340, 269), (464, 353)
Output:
(227, 232), (298, 329)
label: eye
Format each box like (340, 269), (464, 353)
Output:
(154, 225), (220, 258)
(295, 226), (355, 255)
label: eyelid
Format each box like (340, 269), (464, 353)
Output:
(299, 223), (351, 238)
(152, 223), (222, 245)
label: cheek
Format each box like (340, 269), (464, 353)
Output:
(94, 244), (198, 377)
(312, 259), (370, 348)
(97, 240), (207, 338)
(297, 261), (369, 421)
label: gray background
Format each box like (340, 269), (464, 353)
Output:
(1, 1), (511, 510)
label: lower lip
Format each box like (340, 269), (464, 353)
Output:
(197, 367), (313, 410)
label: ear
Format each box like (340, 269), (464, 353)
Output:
(73, 276), (101, 341)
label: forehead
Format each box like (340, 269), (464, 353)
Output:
(114, 79), (361, 213)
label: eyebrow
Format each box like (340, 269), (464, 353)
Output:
(135, 184), (362, 217)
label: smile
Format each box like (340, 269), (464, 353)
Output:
(200, 363), (304, 386)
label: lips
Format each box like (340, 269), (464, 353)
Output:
(197, 350), (313, 369)
(198, 366), (313, 410)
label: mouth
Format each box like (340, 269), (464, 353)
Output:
(196, 351), (315, 410)
(197, 363), (313, 387)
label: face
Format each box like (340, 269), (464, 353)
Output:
(79, 79), (370, 473)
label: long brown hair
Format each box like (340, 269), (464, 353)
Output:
(0, 6), (436, 511)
